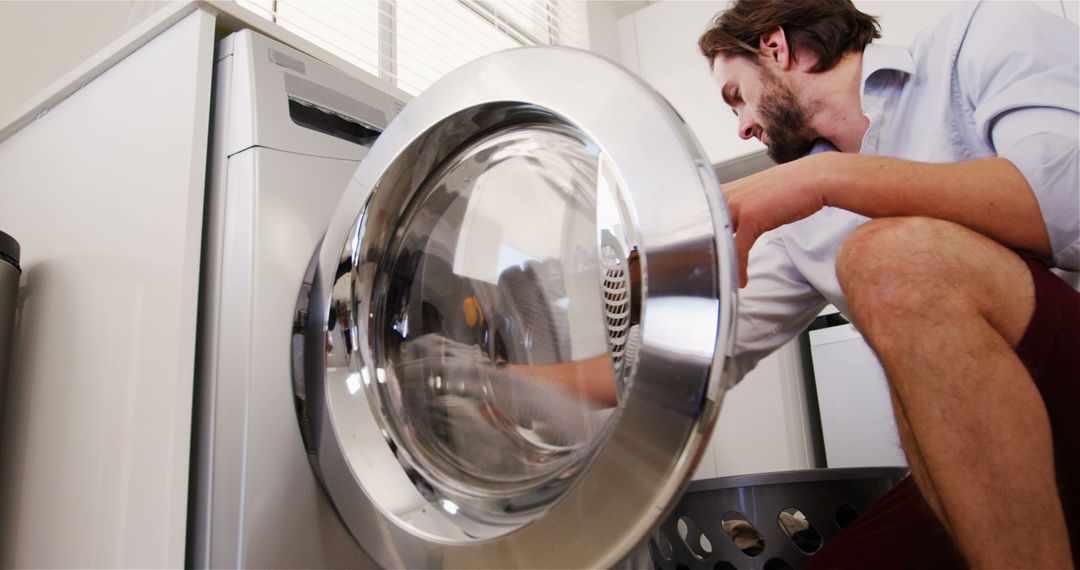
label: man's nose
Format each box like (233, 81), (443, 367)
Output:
(738, 116), (755, 140)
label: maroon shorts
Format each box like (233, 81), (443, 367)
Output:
(804, 256), (1080, 569)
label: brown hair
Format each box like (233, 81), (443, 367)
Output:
(699, 0), (880, 73)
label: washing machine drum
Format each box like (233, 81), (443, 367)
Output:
(298, 46), (738, 569)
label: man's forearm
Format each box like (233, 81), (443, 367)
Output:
(818, 153), (1052, 258)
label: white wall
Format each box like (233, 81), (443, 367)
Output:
(621, 1), (760, 165)
(586, 1), (652, 64)
(0, 1), (169, 120)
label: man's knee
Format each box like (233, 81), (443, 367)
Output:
(836, 217), (948, 326)
(836, 216), (1035, 346)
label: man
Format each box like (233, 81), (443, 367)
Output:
(699, 0), (1079, 568)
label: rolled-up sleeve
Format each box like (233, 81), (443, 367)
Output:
(960, 2), (1080, 269)
(730, 232), (826, 384)
(991, 111), (1079, 269)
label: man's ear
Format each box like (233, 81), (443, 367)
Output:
(758, 26), (792, 70)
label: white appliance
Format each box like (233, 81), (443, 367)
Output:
(808, 316), (907, 469)
(188, 29), (402, 568)
(191, 26), (740, 569)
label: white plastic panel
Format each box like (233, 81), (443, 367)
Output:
(706, 342), (818, 478)
(220, 29), (405, 161)
(205, 147), (376, 569)
(810, 324), (907, 468)
(0, 10), (215, 568)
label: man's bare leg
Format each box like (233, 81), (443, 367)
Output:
(886, 384), (946, 521)
(836, 216), (1072, 568)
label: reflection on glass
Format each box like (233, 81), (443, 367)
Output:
(369, 124), (640, 528)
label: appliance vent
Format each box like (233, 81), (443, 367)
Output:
(600, 243), (631, 375)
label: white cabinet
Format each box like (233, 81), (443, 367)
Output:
(0, 8), (215, 568)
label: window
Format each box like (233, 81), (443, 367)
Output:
(237, 0), (590, 95)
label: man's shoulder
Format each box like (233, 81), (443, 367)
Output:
(910, 2), (978, 46)
(906, 1), (1075, 85)
(917, 1), (1073, 51)
(967, 1), (1067, 26)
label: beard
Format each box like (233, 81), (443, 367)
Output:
(757, 67), (817, 164)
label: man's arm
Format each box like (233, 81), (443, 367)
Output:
(722, 153), (1051, 287)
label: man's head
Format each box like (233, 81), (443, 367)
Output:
(700, 0), (879, 162)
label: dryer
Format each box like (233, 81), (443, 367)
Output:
(191, 27), (738, 569)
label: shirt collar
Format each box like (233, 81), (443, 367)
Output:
(859, 42), (915, 109)
(861, 42), (916, 85)
(857, 43), (915, 152)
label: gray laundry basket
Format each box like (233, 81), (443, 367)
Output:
(650, 467), (908, 570)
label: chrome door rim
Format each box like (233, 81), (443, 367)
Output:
(304, 46), (738, 569)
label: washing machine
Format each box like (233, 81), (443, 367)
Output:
(190, 27), (738, 569)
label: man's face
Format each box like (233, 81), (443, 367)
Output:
(712, 55), (817, 163)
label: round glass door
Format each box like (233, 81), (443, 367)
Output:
(373, 122), (639, 530)
(300, 47), (737, 569)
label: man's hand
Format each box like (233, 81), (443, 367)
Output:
(723, 154), (829, 287)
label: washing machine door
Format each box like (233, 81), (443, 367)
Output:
(303, 46), (738, 569)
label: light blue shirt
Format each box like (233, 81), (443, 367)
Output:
(731, 1), (1080, 382)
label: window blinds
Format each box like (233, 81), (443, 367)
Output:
(237, 0), (589, 95)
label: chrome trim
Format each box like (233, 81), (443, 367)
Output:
(299, 47), (738, 568)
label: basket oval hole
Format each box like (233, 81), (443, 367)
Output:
(835, 504), (859, 529)
(719, 511), (765, 557)
(676, 516), (713, 560)
(777, 507), (823, 554)
(763, 557), (795, 570)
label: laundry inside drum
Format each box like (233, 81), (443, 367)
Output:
(370, 122), (642, 535)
